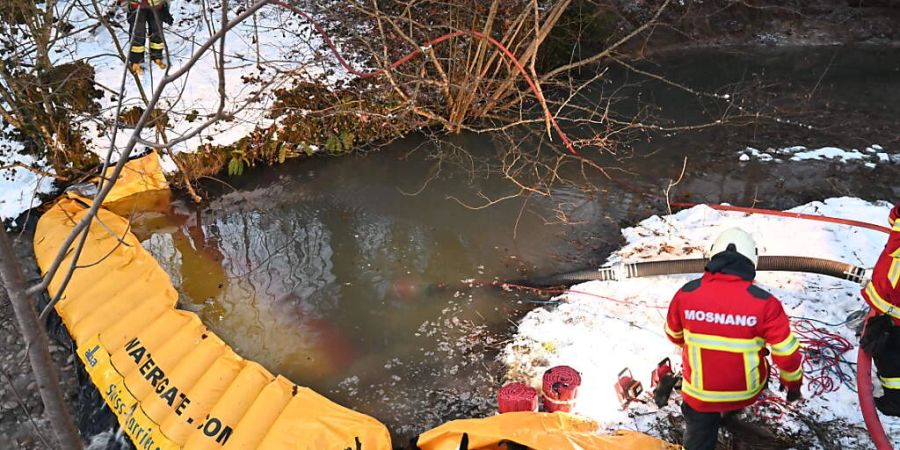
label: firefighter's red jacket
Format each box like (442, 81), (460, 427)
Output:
(665, 251), (803, 413)
(862, 204), (900, 326)
(122, 0), (166, 9)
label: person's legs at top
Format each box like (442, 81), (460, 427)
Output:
(147, 8), (166, 68)
(127, 7), (147, 68)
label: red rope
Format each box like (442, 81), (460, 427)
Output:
(753, 394), (789, 423)
(791, 319), (854, 398)
(271, 2), (577, 155)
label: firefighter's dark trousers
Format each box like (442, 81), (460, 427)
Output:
(681, 402), (722, 450)
(874, 327), (900, 414)
(127, 7), (164, 64)
(681, 402), (745, 450)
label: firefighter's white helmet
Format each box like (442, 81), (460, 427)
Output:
(710, 227), (758, 267)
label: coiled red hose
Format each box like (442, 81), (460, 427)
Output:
(497, 382), (539, 413)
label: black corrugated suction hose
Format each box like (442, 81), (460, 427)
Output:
(521, 256), (868, 287)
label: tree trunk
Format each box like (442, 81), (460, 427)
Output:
(0, 227), (83, 450)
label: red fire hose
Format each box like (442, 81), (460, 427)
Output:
(671, 202), (892, 235)
(858, 309), (893, 450)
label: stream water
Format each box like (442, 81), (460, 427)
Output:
(126, 46), (898, 442)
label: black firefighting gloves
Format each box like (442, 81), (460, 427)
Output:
(161, 3), (174, 25)
(786, 386), (802, 403)
(653, 374), (681, 407)
(861, 313), (894, 357)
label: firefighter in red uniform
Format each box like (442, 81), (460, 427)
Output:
(665, 228), (803, 450)
(860, 203), (900, 416)
(123, 0), (174, 75)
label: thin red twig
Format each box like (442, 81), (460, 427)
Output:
(271, 2), (577, 154)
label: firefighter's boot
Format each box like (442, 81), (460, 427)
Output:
(129, 63), (143, 76)
(152, 58), (167, 70)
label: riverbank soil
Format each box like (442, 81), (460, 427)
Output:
(0, 231), (80, 449)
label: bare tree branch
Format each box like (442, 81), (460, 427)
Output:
(0, 162), (67, 180)
(540, 0), (671, 81)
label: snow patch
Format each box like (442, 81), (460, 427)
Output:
(739, 145), (894, 167)
(502, 197), (899, 447)
(790, 147), (866, 162)
(0, 145), (55, 221)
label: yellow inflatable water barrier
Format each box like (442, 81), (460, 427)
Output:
(33, 152), (675, 449)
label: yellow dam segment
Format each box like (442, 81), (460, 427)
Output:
(33, 152), (673, 449)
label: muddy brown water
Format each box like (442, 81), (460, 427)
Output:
(121, 46), (898, 443)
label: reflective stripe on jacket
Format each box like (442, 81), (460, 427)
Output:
(862, 205), (900, 325)
(125, 0), (166, 9)
(665, 251), (803, 413)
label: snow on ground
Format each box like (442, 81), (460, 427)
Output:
(0, 141), (55, 222)
(60, 0), (355, 161)
(501, 197), (898, 448)
(738, 145), (899, 166)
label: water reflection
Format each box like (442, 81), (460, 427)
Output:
(131, 161), (575, 440)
